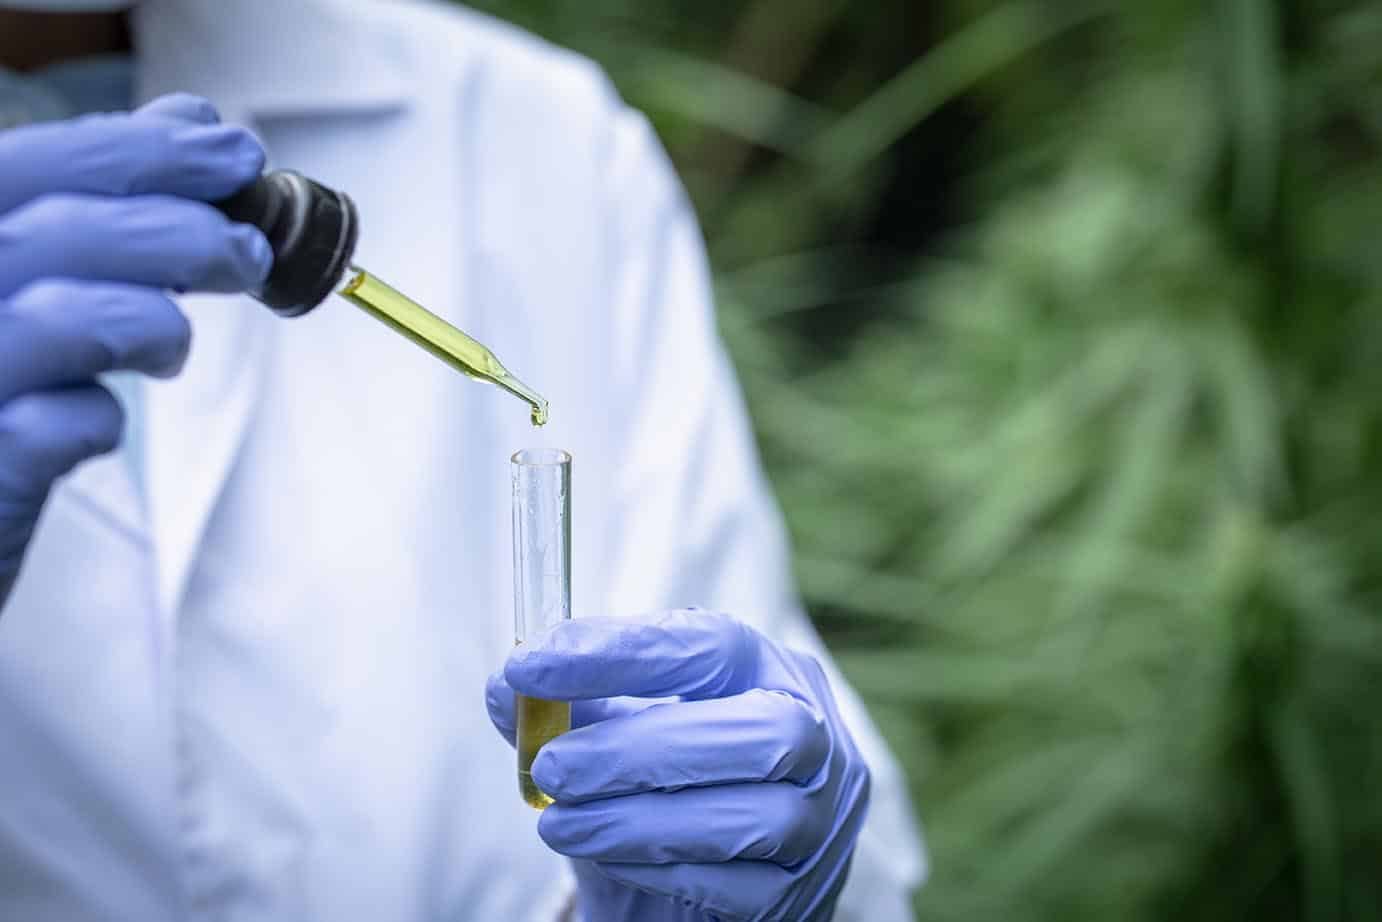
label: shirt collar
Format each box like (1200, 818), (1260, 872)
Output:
(0, 64), (72, 127)
(130, 0), (413, 120)
(0, 53), (134, 128)
(35, 52), (134, 112)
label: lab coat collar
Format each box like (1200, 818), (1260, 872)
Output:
(128, 0), (412, 618)
(130, 0), (413, 121)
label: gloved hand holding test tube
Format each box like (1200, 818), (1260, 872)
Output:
(489, 446), (871, 921)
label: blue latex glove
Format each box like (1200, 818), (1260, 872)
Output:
(0, 94), (272, 610)
(486, 610), (871, 922)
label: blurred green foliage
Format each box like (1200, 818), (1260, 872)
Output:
(462, 0), (1382, 918)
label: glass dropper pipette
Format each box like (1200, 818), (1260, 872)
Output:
(214, 170), (549, 426)
(337, 265), (549, 426)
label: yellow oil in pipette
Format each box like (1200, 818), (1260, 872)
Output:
(338, 266), (549, 426)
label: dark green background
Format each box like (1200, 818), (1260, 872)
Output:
(459, 1), (1382, 918)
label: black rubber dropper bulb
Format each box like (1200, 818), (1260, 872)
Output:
(214, 170), (359, 317)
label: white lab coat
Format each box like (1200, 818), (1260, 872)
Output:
(0, 1), (925, 919)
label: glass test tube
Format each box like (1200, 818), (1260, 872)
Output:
(512, 449), (572, 810)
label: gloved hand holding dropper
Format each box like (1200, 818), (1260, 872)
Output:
(0, 94), (271, 609)
(0, 90), (549, 614)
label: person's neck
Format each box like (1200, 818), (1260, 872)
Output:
(0, 10), (130, 73)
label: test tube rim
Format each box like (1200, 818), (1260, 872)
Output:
(512, 448), (572, 467)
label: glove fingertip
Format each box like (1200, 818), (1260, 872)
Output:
(536, 805), (579, 854)
(235, 226), (274, 286)
(501, 647), (539, 692)
(485, 671), (513, 712)
(529, 748), (565, 797)
(230, 140), (267, 184)
(137, 93), (222, 125)
(485, 672), (517, 746)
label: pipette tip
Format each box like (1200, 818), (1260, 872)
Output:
(494, 373), (550, 427)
